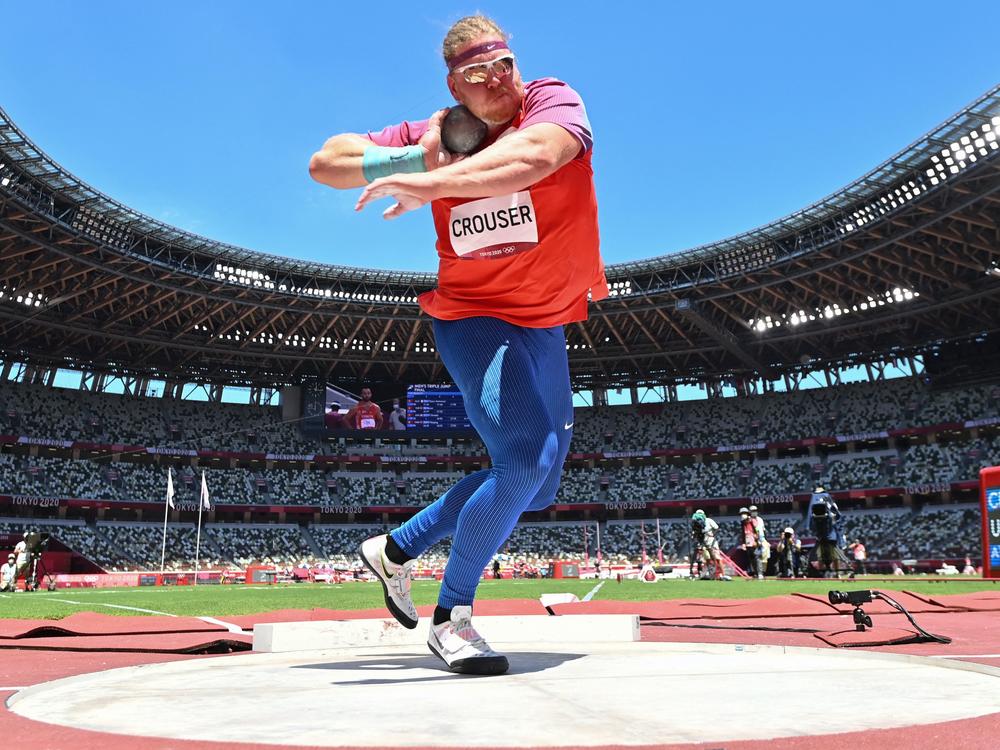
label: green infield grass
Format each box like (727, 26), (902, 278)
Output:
(0, 576), (995, 620)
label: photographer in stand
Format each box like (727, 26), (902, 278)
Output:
(776, 526), (802, 578)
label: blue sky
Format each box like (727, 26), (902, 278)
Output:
(2, 1), (998, 273)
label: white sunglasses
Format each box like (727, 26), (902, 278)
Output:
(452, 55), (516, 84)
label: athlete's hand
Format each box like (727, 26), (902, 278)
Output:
(418, 109), (461, 170)
(355, 173), (437, 219)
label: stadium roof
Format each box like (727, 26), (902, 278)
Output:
(1, 86), (999, 388)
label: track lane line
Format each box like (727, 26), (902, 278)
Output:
(47, 597), (178, 616)
(197, 616), (248, 634)
(582, 581), (605, 601)
(48, 597), (247, 633)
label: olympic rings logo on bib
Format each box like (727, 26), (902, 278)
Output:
(449, 191), (539, 260)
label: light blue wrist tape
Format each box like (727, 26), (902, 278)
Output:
(362, 145), (426, 183)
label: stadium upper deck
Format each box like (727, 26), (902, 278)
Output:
(1, 86), (999, 388)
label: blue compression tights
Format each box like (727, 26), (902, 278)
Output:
(390, 316), (573, 608)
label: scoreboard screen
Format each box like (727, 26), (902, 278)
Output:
(987, 485), (1000, 577)
(406, 384), (472, 430)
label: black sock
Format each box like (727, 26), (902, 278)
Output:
(383, 534), (412, 565)
(433, 606), (453, 626)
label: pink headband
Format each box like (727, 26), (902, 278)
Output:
(447, 40), (510, 70)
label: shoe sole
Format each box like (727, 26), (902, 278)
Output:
(428, 638), (509, 676)
(357, 542), (418, 630)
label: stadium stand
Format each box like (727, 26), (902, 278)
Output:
(206, 524), (316, 567)
(2, 379), (999, 456)
(0, 376), (994, 572)
(0, 436), (994, 504)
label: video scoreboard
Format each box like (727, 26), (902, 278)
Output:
(406, 384), (472, 430)
(980, 467), (1000, 578)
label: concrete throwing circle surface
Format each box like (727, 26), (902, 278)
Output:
(9, 642), (1000, 747)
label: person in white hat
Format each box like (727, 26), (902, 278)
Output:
(1, 553), (19, 592)
(739, 507), (761, 578)
(749, 505), (769, 579)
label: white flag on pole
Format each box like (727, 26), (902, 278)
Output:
(200, 470), (210, 510)
(166, 468), (176, 510)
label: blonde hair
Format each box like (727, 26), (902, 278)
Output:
(442, 14), (510, 64)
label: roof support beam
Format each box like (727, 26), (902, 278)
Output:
(675, 298), (769, 375)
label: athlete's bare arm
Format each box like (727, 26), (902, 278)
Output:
(416, 123), (581, 198)
(309, 110), (452, 190)
(308, 133), (376, 189)
(354, 123), (580, 219)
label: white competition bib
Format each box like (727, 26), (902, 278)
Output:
(449, 191), (539, 260)
(360, 417), (376, 429)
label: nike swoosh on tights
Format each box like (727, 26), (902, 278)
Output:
(564, 422), (574, 430)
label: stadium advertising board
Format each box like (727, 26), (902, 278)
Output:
(835, 431), (889, 443)
(715, 442), (766, 453)
(16, 436), (73, 448)
(602, 450), (651, 459)
(604, 501), (648, 510)
(4, 495), (61, 507)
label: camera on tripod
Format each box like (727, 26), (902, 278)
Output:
(810, 501), (834, 536)
(22, 532), (56, 592)
(828, 590), (874, 630)
(828, 590), (873, 606)
(25, 532), (50, 555)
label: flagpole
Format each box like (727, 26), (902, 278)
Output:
(160, 468), (171, 574)
(656, 517), (664, 564)
(194, 470), (205, 586)
(595, 520), (602, 564)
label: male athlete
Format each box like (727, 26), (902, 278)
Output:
(310, 15), (607, 674)
(345, 387), (383, 430)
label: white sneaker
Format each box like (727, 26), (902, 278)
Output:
(428, 605), (509, 675)
(358, 535), (418, 629)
